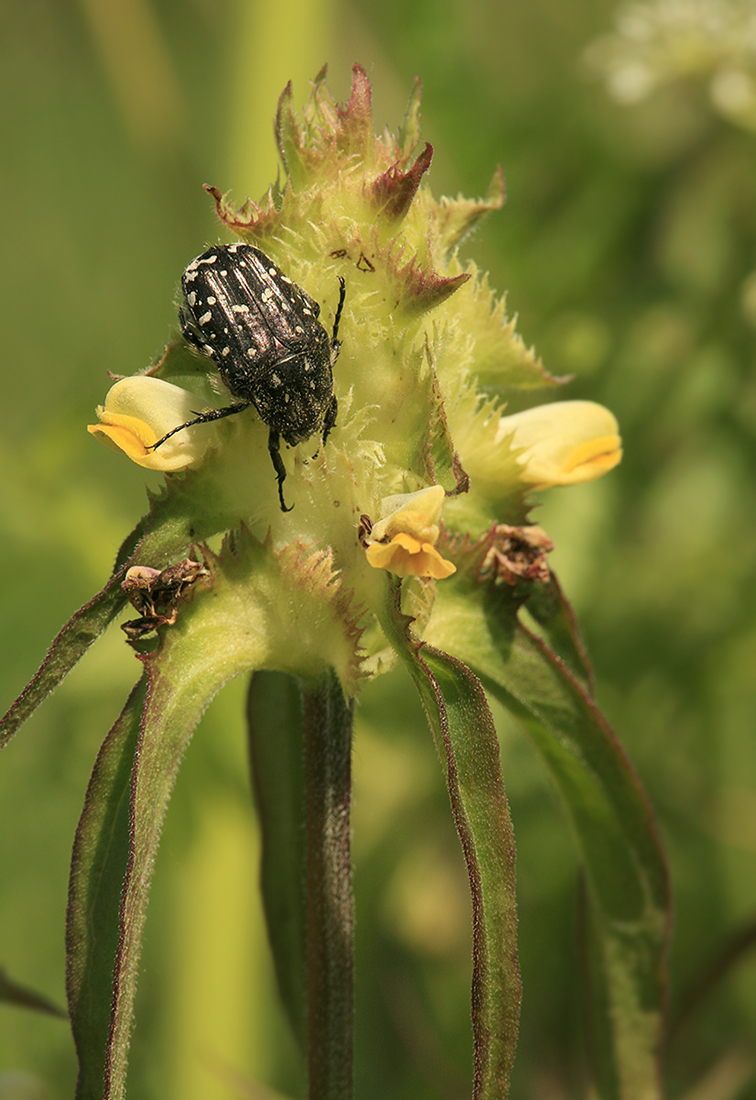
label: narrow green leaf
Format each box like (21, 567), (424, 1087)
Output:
(524, 572), (595, 695)
(0, 572), (130, 750)
(248, 670), (355, 1100)
(98, 636), (236, 1099)
(491, 632), (669, 1100)
(0, 967), (67, 1018)
(432, 579), (670, 1099)
(64, 525), (363, 1099)
(669, 917), (756, 1047)
(380, 579), (521, 1100)
(66, 556), (262, 1098)
(0, 507), (199, 751)
(247, 671), (308, 1051)
(0, 469), (262, 751)
(66, 676), (147, 1100)
(300, 671), (354, 1100)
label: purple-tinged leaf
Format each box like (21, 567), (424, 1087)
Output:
(66, 677), (147, 1100)
(64, 525), (365, 1099)
(93, 647), (223, 1099)
(380, 579), (521, 1100)
(247, 671), (308, 1051)
(248, 669), (355, 1100)
(431, 577), (671, 1099)
(524, 571), (595, 695)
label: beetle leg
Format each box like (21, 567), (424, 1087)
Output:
(267, 429), (293, 512)
(330, 276), (346, 362)
(322, 394), (338, 446)
(150, 402), (251, 450)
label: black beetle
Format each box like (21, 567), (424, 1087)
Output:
(152, 243), (346, 511)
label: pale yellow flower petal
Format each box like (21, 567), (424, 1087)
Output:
(365, 488), (456, 579)
(369, 486), (446, 543)
(366, 532), (456, 579)
(495, 400), (622, 488)
(87, 377), (215, 472)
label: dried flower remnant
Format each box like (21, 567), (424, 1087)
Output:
(121, 558), (210, 642)
(481, 525), (554, 586)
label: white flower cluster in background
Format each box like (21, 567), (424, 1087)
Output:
(585, 0), (756, 130)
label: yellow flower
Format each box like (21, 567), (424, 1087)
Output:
(365, 486), (457, 580)
(87, 377), (215, 472)
(496, 400), (622, 489)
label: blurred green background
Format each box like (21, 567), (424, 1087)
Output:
(2, 0), (756, 1097)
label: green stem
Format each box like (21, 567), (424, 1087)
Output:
(301, 671), (354, 1100)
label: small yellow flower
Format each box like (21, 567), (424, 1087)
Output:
(365, 486), (457, 580)
(87, 377), (215, 472)
(496, 400), (622, 489)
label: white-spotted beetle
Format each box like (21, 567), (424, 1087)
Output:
(152, 243), (346, 511)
